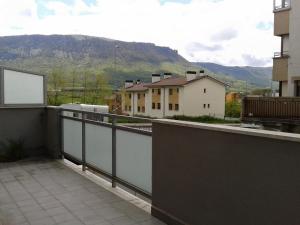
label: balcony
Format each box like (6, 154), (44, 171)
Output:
(274, 9), (290, 36)
(273, 52), (289, 81)
(273, 0), (291, 11)
(2, 67), (300, 225)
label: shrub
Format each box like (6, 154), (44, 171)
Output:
(225, 101), (241, 118)
(0, 139), (25, 162)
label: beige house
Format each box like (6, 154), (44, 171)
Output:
(273, 0), (300, 96)
(122, 72), (226, 118)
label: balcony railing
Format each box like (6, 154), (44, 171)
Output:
(274, 51), (289, 58)
(274, 0), (291, 11)
(242, 97), (300, 124)
(61, 108), (153, 198)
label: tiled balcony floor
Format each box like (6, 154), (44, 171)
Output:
(0, 159), (164, 225)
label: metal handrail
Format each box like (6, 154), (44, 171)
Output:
(274, 51), (289, 58)
(60, 108), (153, 123)
(273, 0), (291, 11)
(60, 108), (153, 198)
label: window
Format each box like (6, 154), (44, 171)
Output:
(203, 104), (206, 109)
(138, 94), (140, 99)
(296, 80), (300, 97)
(142, 106), (145, 112)
(129, 94), (132, 99)
(204, 88), (206, 93)
(157, 103), (161, 109)
(125, 105), (128, 111)
(169, 89), (173, 95)
(175, 104), (179, 111)
(177, 88), (179, 93)
(152, 89), (154, 93)
(138, 106), (141, 112)
(129, 106), (131, 111)
(152, 103), (155, 109)
(143, 93), (145, 97)
(208, 104), (210, 109)
(169, 104), (173, 110)
(158, 89), (161, 95)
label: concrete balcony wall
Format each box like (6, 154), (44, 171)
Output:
(273, 57), (288, 81)
(152, 119), (300, 225)
(274, 9), (290, 36)
(0, 107), (46, 156)
(0, 107), (62, 158)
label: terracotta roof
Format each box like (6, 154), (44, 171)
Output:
(145, 75), (226, 88)
(125, 83), (149, 92)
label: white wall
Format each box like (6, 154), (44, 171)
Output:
(287, 0), (300, 96)
(282, 81), (288, 96)
(182, 78), (225, 118)
(3, 69), (44, 105)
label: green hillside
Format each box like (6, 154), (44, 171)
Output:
(0, 35), (273, 91)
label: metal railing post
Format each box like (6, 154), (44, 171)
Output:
(82, 112), (86, 171)
(59, 108), (64, 159)
(112, 116), (117, 188)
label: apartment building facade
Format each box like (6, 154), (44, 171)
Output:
(273, 0), (300, 96)
(122, 72), (226, 118)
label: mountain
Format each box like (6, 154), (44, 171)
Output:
(0, 35), (273, 89)
(0, 35), (190, 87)
(193, 62), (273, 88)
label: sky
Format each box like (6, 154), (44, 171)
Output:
(0, 0), (279, 67)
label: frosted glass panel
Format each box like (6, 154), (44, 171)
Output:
(86, 124), (112, 174)
(63, 119), (82, 161)
(4, 69), (44, 104)
(116, 130), (152, 193)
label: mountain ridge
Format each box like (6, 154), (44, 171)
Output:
(193, 62), (272, 88)
(0, 34), (272, 89)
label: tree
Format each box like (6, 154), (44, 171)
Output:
(80, 70), (112, 105)
(225, 101), (241, 118)
(251, 88), (272, 96)
(48, 68), (66, 106)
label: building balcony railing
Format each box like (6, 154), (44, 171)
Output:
(274, 51), (289, 58)
(273, 0), (291, 11)
(273, 53), (289, 81)
(2, 105), (300, 225)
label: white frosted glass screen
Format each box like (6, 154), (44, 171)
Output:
(86, 124), (112, 174)
(116, 130), (152, 193)
(4, 69), (44, 104)
(63, 119), (82, 160)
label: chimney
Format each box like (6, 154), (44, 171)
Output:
(136, 79), (141, 84)
(199, 70), (205, 76)
(186, 71), (197, 81)
(163, 72), (172, 79)
(152, 74), (161, 83)
(125, 80), (134, 88)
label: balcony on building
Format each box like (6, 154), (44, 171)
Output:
(2, 66), (300, 225)
(273, 51), (289, 82)
(274, 0), (290, 36)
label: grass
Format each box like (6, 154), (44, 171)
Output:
(169, 115), (240, 124)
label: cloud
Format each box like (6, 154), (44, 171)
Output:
(256, 21), (273, 31)
(0, 0), (279, 67)
(160, 0), (192, 5)
(242, 54), (272, 67)
(187, 42), (223, 52)
(211, 28), (238, 42)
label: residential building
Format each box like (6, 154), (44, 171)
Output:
(122, 72), (226, 118)
(241, 0), (300, 127)
(105, 91), (122, 114)
(273, 0), (300, 96)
